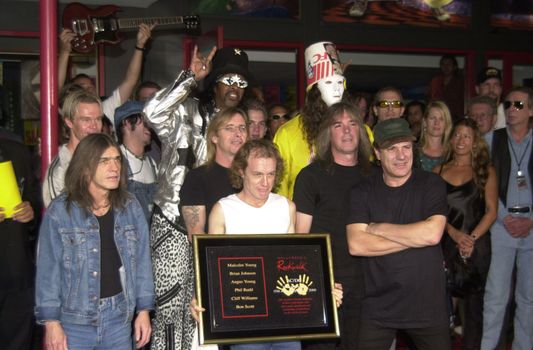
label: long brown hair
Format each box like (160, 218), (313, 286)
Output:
(444, 118), (491, 191)
(315, 101), (372, 172)
(64, 133), (129, 212)
(301, 85), (329, 150)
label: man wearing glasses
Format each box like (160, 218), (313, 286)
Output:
(143, 46), (255, 349)
(372, 86), (405, 123)
(268, 103), (290, 138)
(467, 95), (498, 151)
(42, 89), (104, 207)
(482, 87), (533, 350)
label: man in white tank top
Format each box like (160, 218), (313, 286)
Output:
(208, 139), (299, 350)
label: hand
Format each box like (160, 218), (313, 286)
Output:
(295, 274), (313, 296)
(0, 207), (5, 223)
(276, 275), (296, 296)
(136, 23), (155, 49)
(134, 310), (151, 349)
(44, 321), (68, 350)
(503, 215), (533, 238)
(190, 45), (217, 81)
(59, 29), (75, 54)
(453, 230), (475, 252)
(12, 201), (34, 223)
(189, 297), (205, 322)
(333, 282), (343, 308)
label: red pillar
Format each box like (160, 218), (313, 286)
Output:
(40, 0), (58, 180)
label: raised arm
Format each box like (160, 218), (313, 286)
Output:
(366, 214), (447, 248)
(144, 45), (217, 138)
(347, 223), (409, 256)
(58, 29), (76, 90)
(116, 23), (154, 103)
(207, 202), (226, 235)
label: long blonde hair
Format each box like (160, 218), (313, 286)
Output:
(418, 100), (453, 154)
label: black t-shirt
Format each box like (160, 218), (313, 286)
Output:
(347, 168), (448, 328)
(97, 209), (123, 298)
(179, 162), (235, 232)
(294, 161), (377, 278)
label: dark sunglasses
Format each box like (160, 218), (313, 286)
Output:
(271, 113), (291, 121)
(503, 100), (525, 110)
(376, 100), (403, 108)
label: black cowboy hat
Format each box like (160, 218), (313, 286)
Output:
(204, 47), (255, 88)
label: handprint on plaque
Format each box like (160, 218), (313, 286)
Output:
(276, 275), (297, 296)
(295, 274), (313, 296)
(276, 274), (313, 296)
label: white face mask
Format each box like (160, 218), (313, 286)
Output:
(317, 74), (345, 106)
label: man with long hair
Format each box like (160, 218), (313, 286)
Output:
(35, 133), (154, 349)
(273, 41), (347, 199)
(293, 102), (374, 350)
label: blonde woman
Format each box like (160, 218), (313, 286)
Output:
(415, 100), (453, 171)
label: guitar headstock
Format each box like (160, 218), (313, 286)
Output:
(183, 15), (200, 30)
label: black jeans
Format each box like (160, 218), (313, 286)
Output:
(303, 274), (364, 350)
(357, 319), (450, 350)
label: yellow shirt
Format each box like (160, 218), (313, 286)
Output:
(273, 114), (374, 199)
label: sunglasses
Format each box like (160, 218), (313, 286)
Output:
(271, 113), (290, 121)
(216, 74), (248, 89)
(376, 100), (403, 108)
(503, 100), (525, 110)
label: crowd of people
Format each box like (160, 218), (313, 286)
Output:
(0, 24), (531, 350)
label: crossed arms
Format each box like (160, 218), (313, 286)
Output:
(347, 214), (447, 257)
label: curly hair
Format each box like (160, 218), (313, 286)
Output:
(444, 118), (491, 192)
(229, 139), (284, 191)
(301, 85), (329, 149)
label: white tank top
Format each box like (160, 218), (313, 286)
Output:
(218, 193), (291, 234)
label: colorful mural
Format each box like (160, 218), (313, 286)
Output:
(491, 1), (533, 30)
(192, 0), (300, 19)
(322, 0), (472, 28)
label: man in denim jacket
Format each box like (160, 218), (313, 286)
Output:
(35, 133), (155, 349)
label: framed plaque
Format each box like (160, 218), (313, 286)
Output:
(193, 233), (339, 345)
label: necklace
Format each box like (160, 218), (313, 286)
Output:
(123, 145), (145, 176)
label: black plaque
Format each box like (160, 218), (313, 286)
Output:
(193, 234), (339, 345)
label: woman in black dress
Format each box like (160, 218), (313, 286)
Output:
(433, 118), (498, 349)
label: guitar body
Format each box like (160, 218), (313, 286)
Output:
(63, 2), (122, 53)
(63, 3), (200, 54)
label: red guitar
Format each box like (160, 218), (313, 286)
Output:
(63, 2), (200, 53)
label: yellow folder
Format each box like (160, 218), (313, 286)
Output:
(0, 161), (22, 218)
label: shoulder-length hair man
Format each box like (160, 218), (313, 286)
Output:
(316, 101), (372, 171)
(65, 133), (129, 212)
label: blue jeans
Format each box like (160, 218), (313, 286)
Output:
(231, 341), (301, 350)
(62, 293), (133, 350)
(481, 231), (533, 350)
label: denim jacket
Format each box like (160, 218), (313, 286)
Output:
(35, 193), (155, 326)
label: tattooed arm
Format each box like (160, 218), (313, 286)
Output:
(181, 205), (206, 241)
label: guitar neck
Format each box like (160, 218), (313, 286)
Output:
(118, 16), (185, 29)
